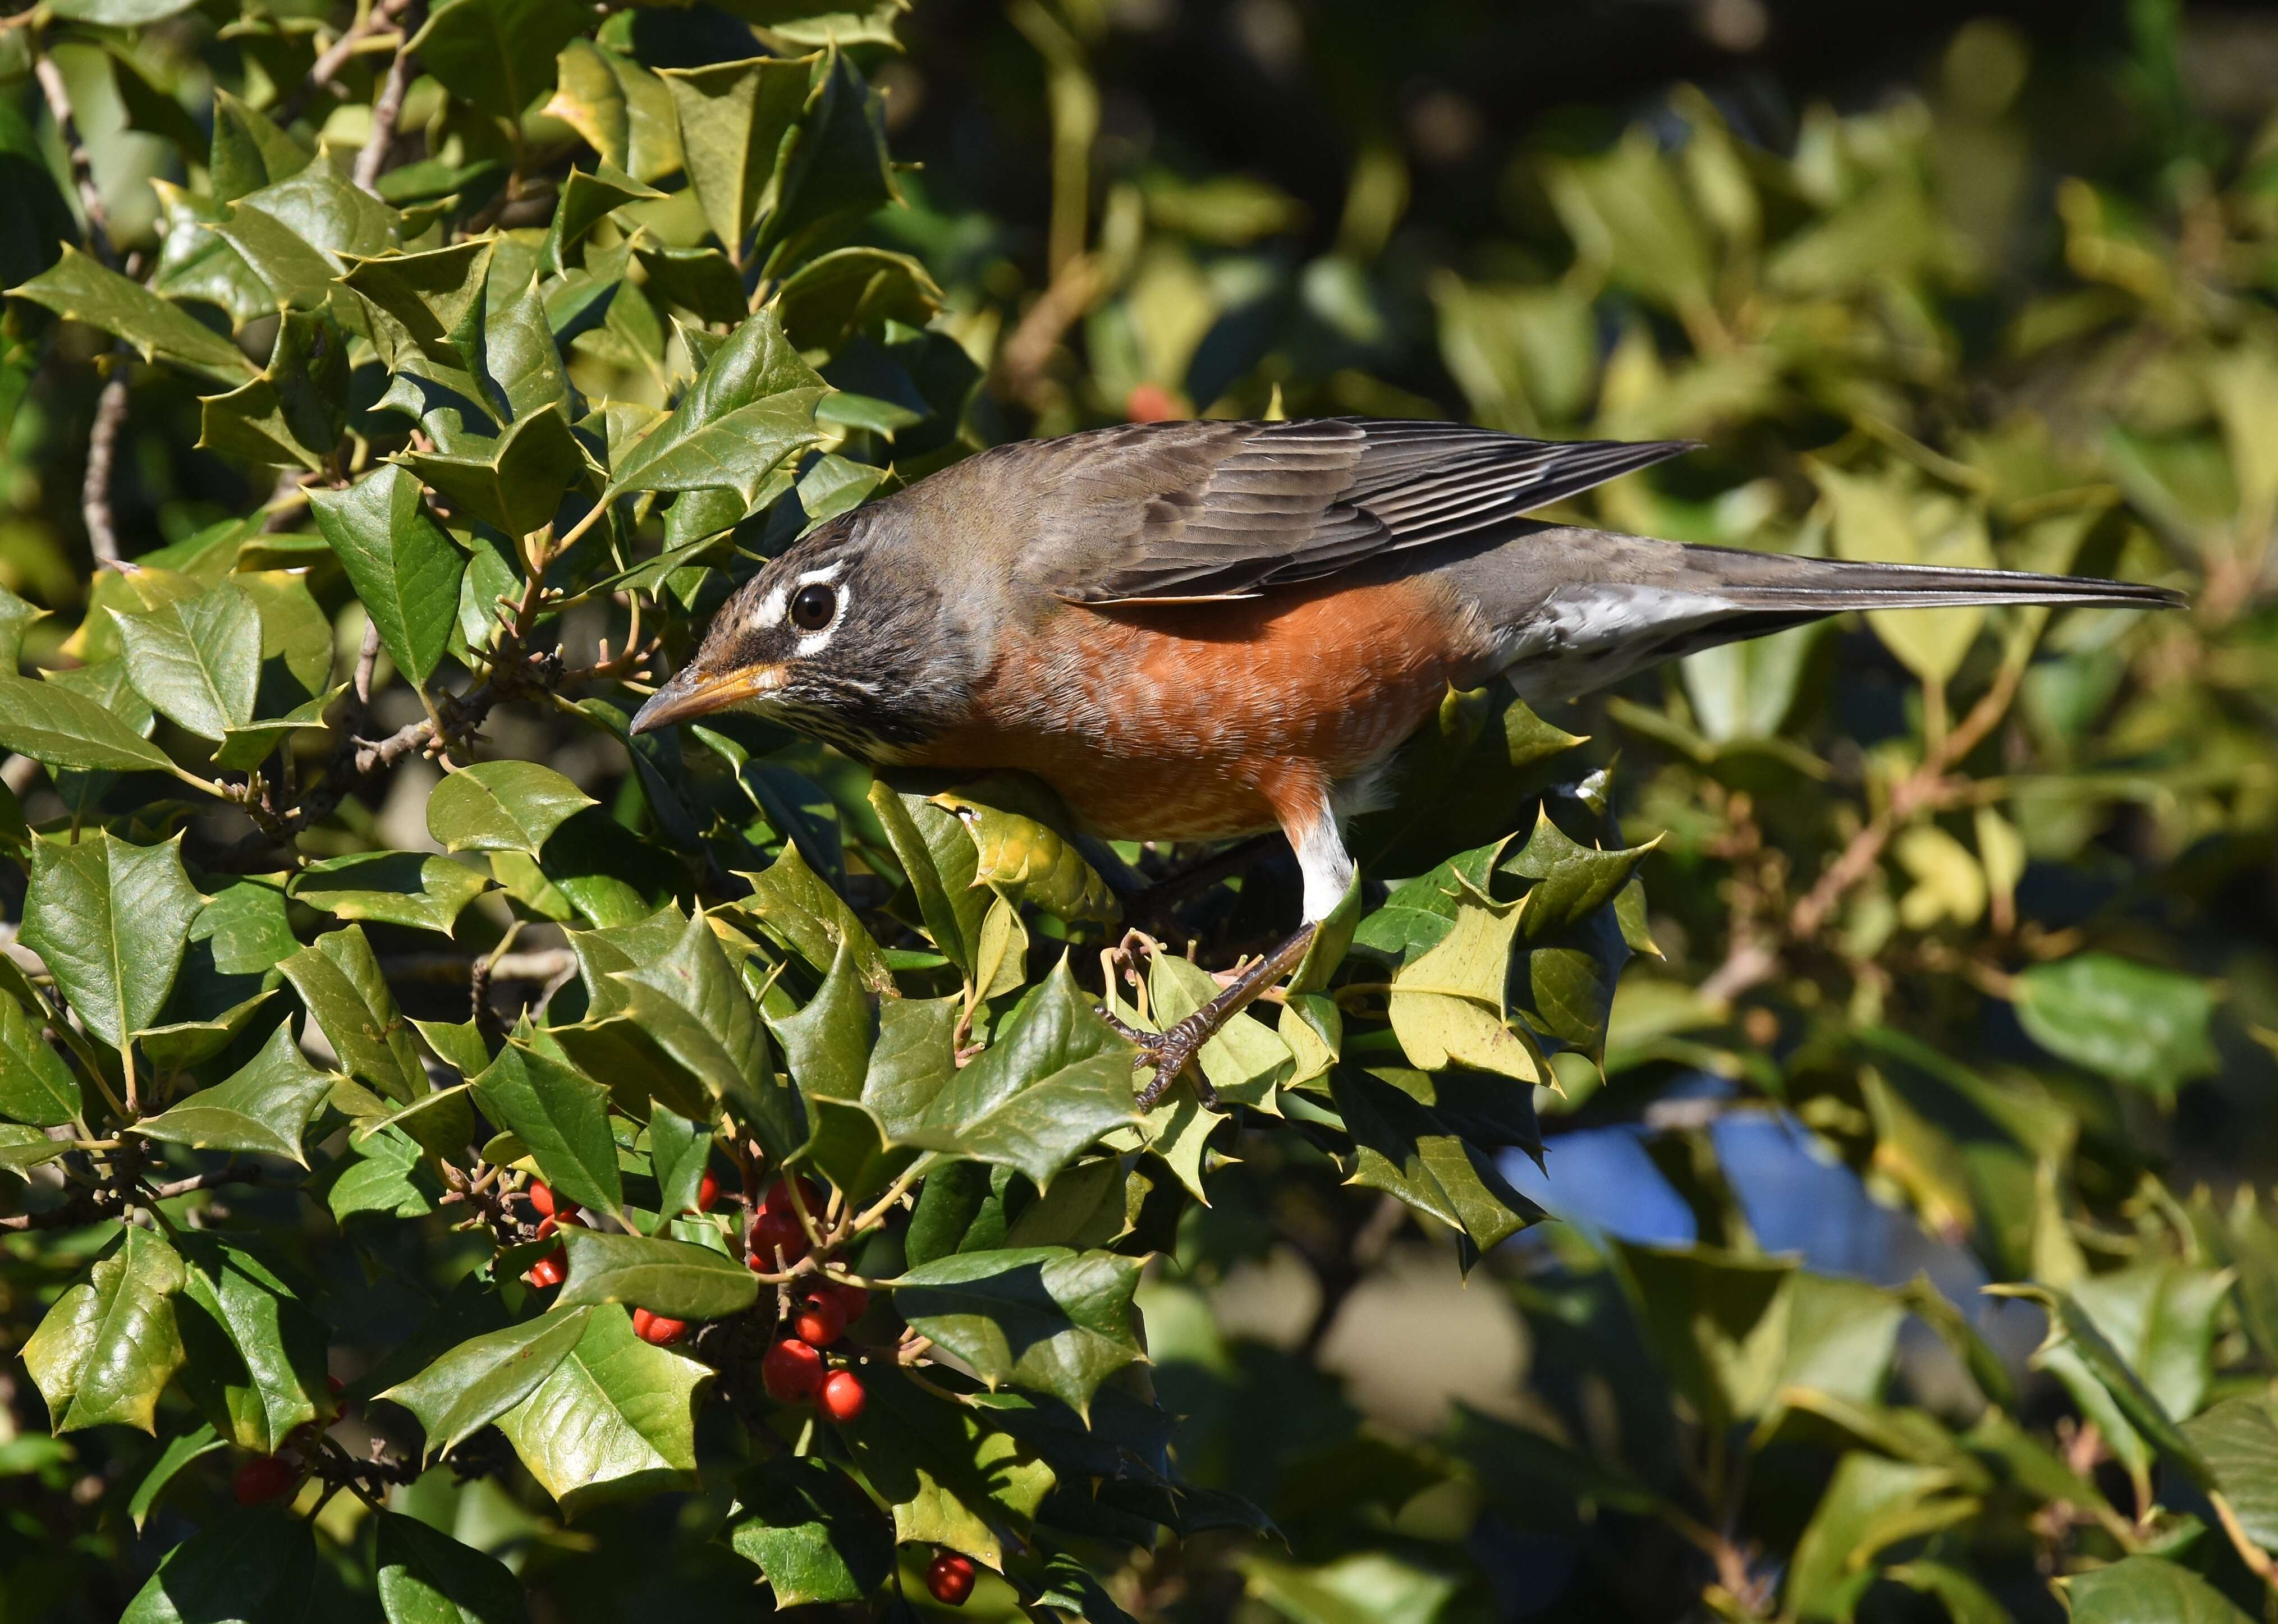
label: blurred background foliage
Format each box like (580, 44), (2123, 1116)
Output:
(6, 0), (2278, 1621)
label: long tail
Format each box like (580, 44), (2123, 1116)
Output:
(1455, 527), (2188, 705)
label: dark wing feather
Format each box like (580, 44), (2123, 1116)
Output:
(1035, 418), (1694, 605)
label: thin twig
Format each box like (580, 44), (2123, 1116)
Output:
(33, 45), (113, 264)
(81, 364), (129, 567)
(352, 3), (421, 196)
(278, 0), (412, 126)
(1787, 640), (2032, 944)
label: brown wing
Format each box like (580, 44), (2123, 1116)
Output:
(1014, 417), (1694, 605)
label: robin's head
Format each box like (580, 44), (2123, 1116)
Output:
(628, 507), (976, 758)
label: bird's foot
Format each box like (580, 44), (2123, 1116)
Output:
(1098, 1007), (1219, 1112)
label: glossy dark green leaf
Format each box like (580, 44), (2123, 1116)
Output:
(11, 247), (255, 384)
(611, 911), (797, 1159)
(0, 672), (177, 774)
(760, 48), (899, 267)
(208, 90), (309, 205)
(374, 1511), (531, 1624)
(770, 934), (874, 1109)
(775, 246), (942, 351)
(309, 466), (464, 686)
(22, 832), (202, 1052)
(497, 1305), (708, 1517)
(428, 761), (597, 855)
(726, 1455), (893, 1607)
(111, 580), (263, 742)
(413, 0), (592, 119)
(0, 984), (81, 1126)
(197, 309), (352, 473)
(23, 1227), (187, 1434)
(656, 54), (813, 254)
(834, 1366), (1053, 1564)
(378, 1306), (595, 1459)
(173, 1237), (329, 1453)
(291, 851), (492, 937)
(127, 1423), (224, 1531)
(120, 1504), (318, 1624)
(341, 240), (497, 377)
(315, 1123), (442, 1224)
(554, 1227), (759, 1319)
(1328, 1066), (1543, 1261)
(132, 1024), (335, 1164)
(604, 308), (826, 506)
(404, 406), (589, 538)
(279, 926), (426, 1104)
(647, 1105), (713, 1222)
(736, 843), (894, 992)
(900, 961), (1136, 1189)
(470, 1042), (624, 1216)
(893, 1246), (1143, 1416)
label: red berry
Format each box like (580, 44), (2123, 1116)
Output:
(825, 1280), (870, 1323)
(926, 1550), (977, 1605)
(533, 1214), (557, 1241)
(818, 1368), (865, 1423)
(324, 1375), (345, 1396)
(1124, 383), (1181, 424)
(759, 1177), (822, 1219)
(791, 1289), (847, 1348)
(694, 1169), (721, 1213)
(632, 1308), (689, 1347)
(524, 1247), (566, 1288)
(762, 1337), (823, 1402)
(232, 1455), (297, 1508)
(529, 1181), (579, 1222)
(749, 1208), (809, 1268)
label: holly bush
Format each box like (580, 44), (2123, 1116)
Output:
(0, 1), (2274, 1621)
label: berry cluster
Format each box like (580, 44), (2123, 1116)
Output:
(517, 1174), (873, 1415)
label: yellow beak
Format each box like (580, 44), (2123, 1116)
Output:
(629, 662), (785, 733)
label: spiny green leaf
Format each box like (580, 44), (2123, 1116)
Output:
(0, 672), (177, 774)
(725, 1456), (893, 1607)
(309, 465), (465, 685)
(375, 1511), (531, 1624)
(11, 247), (255, 383)
(22, 832), (203, 1052)
(111, 580), (263, 742)
(497, 1305), (708, 1517)
(24, 1227), (187, 1434)
(427, 761), (597, 855)
(378, 1306), (595, 1460)
(469, 1041), (624, 1217)
(173, 1237), (329, 1453)
(554, 1227), (760, 1320)
(892, 1246), (1144, 1416)
(291, 851), (492, 937)
(132, 1024), (336, 1164)
(0, 984), (81, 1127)
(279, 926), (426, 1105)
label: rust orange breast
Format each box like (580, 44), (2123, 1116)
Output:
(905, 574), (1486, 842)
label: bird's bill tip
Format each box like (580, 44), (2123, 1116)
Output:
(629, 663), (784, 734)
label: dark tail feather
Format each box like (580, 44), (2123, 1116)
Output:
(1693, 545), (2189, 615)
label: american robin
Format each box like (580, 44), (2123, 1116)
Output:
(630, 418), (2183, 1104)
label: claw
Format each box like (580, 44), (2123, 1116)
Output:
(1098, 1005), (1217, 1111)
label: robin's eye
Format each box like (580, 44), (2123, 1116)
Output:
(790, 584), (837, 631)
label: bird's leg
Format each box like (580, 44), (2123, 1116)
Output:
(1102, 921), (1318, 1112)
